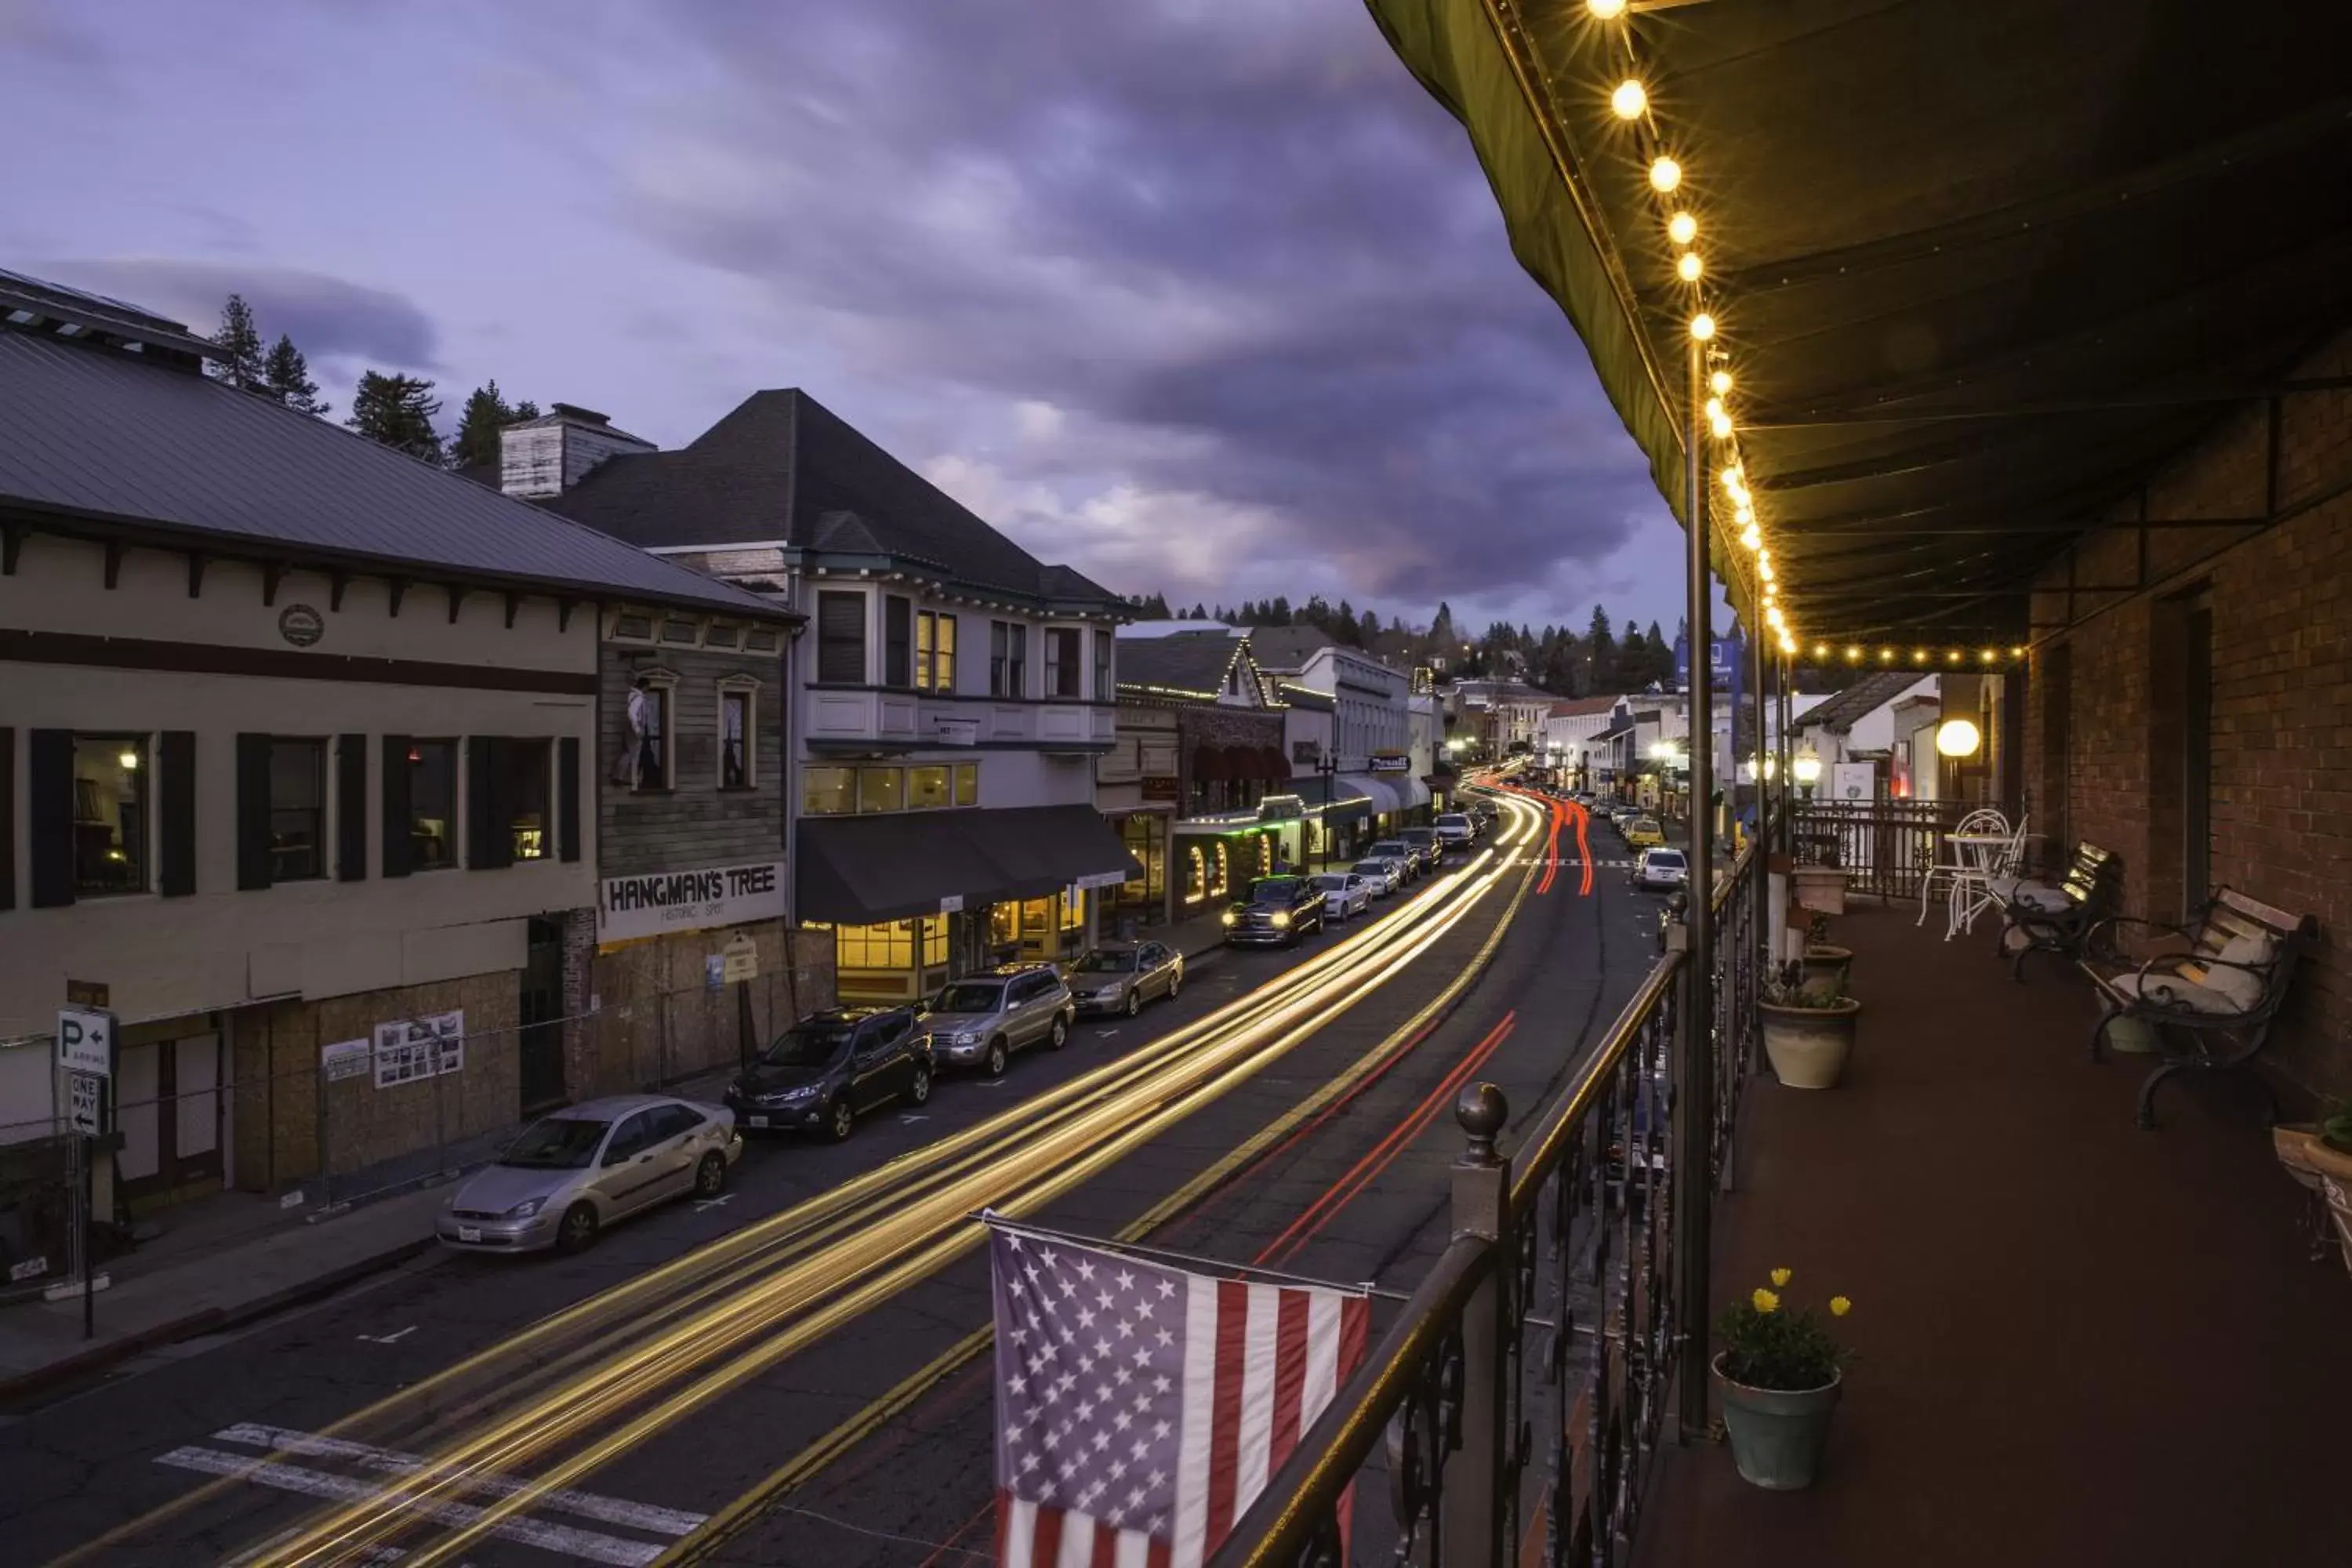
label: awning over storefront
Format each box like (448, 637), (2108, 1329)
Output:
(798, 806), (1142, 925)
(1337, 774), (1403, 815)
(1192, 745), (1229, 782)
(1257, 747), (1292, 784)
(1397, 775), (1432, 811)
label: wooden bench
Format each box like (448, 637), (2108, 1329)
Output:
(2080, 887), (2318, 1131)
(1992, 842), (2118, 982)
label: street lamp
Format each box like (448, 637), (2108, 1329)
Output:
(1792, 751), (1822, 801)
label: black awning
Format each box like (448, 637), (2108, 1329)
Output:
(977, 804), (1145, 898)
(797, 811), (1021, 925)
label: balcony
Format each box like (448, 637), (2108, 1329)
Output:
(801, 687), (1116, 752)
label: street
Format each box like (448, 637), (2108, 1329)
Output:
(0, 791), (1674, 1567)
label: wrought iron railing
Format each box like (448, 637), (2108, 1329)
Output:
(1213, 845), (1759, 1568)
(1788, 799), (2016, 903)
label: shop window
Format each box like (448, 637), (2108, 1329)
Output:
(991, 902), (1020, 948)
(954, 762), (980, 807)
(802, 766), (855, 816)
(1045, 627), (1083, 699)
(1117, 815), (1165, 914)
(816, 591), (866, 684)
(837, 919), (915, 971)
(909, 764), (951, 810)
(918, 612), (958, 694)
(884, 595), (913, 688)
(858, 765), (905, 813)
(506, 739), (552, 861)
(990, 621), (1028, 697)
(71, 735), (148, 895)
(268, 739), (327, 880)
(407, 740), (459, 871)
(719, 683), (757, 789)
(1184, 844), (1207, 905)
(1211, 841), (1230, 898)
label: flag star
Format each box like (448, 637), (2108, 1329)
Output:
(1113, 1410), (1134, 1432)
(1043, 1428), (1062, 1450)
(1130, 1437), (1151, 1462)
(1149, 1468), (1168, 1489)
(1096, 1382), (1113, 1404)
(1020, 1452), (1040, 1475)
(1116, 1319), (1135, 1339)
(1076, 1399), (1096, 1422)
(1153, 1375), (1173, 1395)
(1092, 1431), (1112, 1452)
(1059, 1279), (1078, 1298)
(1097, 1290), (1115, 1310)
(1079, 1355), (1096, 1374)
(1149, 1512), (1168, 1534)
(1025, 1264), (1041, 1284)
(1114, 1365), (1133, 1387)
(1128, 1485), (1149, 1512)
(1134, 1301), (1154, 1321)
(1076, 1259), (1095, 1281)
(1133, 1392), (1152, 1413)
(1155, 1327), (1174, 1348)
(1028, 1352), (1047, 1376)
(1094, 1338), (1112, 1358)
(1107, 1506), (1127, 1526)
(1038, 1481), (1055, 1501)
(1156, 1279), (1176, 1298)
(1011, 1327), (1029, 1346)
(1153, 1421), (1172, 1441)
(1116, 1269), (1136, 1292)
(1006, 1422), (1025, 1443)
(1043, 1381), (1062, 1405)
(1041, 1248), (1059, 1268)
(1076, 1308), (1098, 1330)
(1132, 1347), (1152, 1366)
(1109, 1458), (1129, 1482)
(1008, 1276), (1025, 1297)
(1006, 1232), (1024, 1251)
(1009, 1375), (1027, 1396)
(1027, 1311), (1043, 1332)
(1059, 1373), (1079, 1393)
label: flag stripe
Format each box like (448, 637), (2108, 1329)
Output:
(1298, 1290), (1342, 1446)
(1203, 1279), (1252, 1546)
(1004, 1495), (1036, 1568)
(1116, 1528), (1152, 1568)
(1335, 1297), (1374, 1566)
(1033, 1499), (1065, 1567)
(1232, 1284), (1284, 1516)
(1088, 1519), (1120, 1568)
(1265, 1287), (1314, 1475)
(1171, 1276), (1221, 1568)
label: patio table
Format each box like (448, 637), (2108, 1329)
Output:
(1943, 831), (2039, 941)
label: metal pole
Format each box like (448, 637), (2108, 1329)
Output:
(75, 1131), (94, 1339)
(1751, 632), (1773, 988)
(1675, 335), (1716, 1439)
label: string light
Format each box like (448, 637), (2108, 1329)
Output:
(1739, 524), (1762, 550)
(1980, 649), (1997, 663)
(1649, 156), (1682, 193)
(2010, 645), (2026, 657)
(1846, 646), (1864, 662)
(1587, 0), (1628, 18)
(1733, 503), (1754, 524)
(1914, 648), (1930, 663)
(1670, 212), (1699, 247)
(1676, 252), (1704, 283)
(1813, 642), (1829, 659)
(1759, 561), (1775, 583)
(1704, 397), (1725, 420)
(1708, 368), (1731, 395)
(1780, 633), (1796, 655)
(1611, 80), (1649, 119)
(1709, 408), (1733, 437)
(1688, 311), (1715, 341)
(1881, 648), (1895, 662)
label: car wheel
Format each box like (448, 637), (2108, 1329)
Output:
(909, 1062), (934, 1106)
(826, 1096), (855, 1142)
(693, 1150), (727, 1198)
(1167, 969), (1182, 1000)
(1123, 988), (1142, 1018)
(985, 1037), (1010, 1078)
(1048, 1014), (1070, 1050)
(556, 1202), (599, 1254)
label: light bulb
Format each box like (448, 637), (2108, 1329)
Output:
(118, 750), (140, 769)
(1721, 463), (1743, 488)
(1586, 0), (1628, 17)
(1650, 156), (1682, 193)
(1780, 633), (1797, 654)
(1739, 525), (1762, 550)
(1709, 368), (1731, 395)
(1980, 649), (1997, 662)
(1676, 252), (1703, 283)
(1704, 397), (1724, 419)
(2010, 645), (2026, 657)
(1709, 410), (1733, 438)
(1947, 649), (1962, 664)
(1611, 80), (1648, 119)
(1935, 718), (1984, 759)
(1759, 561), (1775, 583)
(1813, 643), (1829, 659)
(1689, 311), (1715, 341)
(1881, 648), (1895, 662)
(1846, 646), (1863, 662)
(1668, 212), (1698, 246)
(1914, 648), (1930, 664)
(1756, 548), (1771, 568)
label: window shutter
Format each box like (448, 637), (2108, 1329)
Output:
(381, 733), (412, 879)
(467, 736), (514, 870)
(235, 732), (274, 891)
(0, 728), (14, 911)
(558, 737), (582, 863)
(160, 731), (196, 897)
(336, 734), (368, 882)
(816, 592), (866, 684)
(28, 730), (73, 907)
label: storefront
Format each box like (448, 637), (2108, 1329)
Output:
(1099, 808), (1174, 933)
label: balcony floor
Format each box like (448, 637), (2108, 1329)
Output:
(1635, 898), (2352, 1566)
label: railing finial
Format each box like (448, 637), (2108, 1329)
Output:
(1457, 1081), (1507, 1167)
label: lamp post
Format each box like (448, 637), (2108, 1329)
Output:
(1317, 747), (1338, 867)
(1793, 750), (1822, 802)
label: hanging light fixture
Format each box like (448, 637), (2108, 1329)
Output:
(1792, 753), (1823, 786)
(1688, 311), (1715, 340)
(1708, 367), (1731, 395)
(1935, 718), (1984, 758)
(1611, 79), (1649, 119)
(1677, 252), (1704, 283)
(1587, 0), (1628, 17)
(1649, 155), (1682, 193)
(1670, 212), (1699, 247)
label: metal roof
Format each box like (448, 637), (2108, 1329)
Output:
(0, 328), (784, 617)
(1115, 628), (1250, 696)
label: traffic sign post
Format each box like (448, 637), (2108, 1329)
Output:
(56, 1005), (114, 1341)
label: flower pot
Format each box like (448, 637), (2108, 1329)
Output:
(1791, 865), (1846, 916)
(1800, 945), (1852, 1001)
(1759, 997), (1860, 1089)
(1714, 1354), (1841, 1490)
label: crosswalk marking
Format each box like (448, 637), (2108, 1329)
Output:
(154, 1423), (706, 1565)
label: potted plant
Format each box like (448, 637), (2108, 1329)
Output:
(1714, 1269), (1853, 1490)
(1801, 911), (1852, 997)
(2273, 1103), (2352, 1272)
(1759, 960), (1860, 1089)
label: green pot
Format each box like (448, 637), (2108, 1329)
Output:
(1715, 1355), (1841, 1490)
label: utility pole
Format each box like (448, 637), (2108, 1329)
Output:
(1675, 333), (1717, 1439)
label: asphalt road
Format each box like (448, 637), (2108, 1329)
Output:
(0, 795), (1674, 1568)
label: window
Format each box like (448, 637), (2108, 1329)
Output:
(802, 766), (855, 815)
(834, 918), (946, 970)
(917, 612), (958, 694)
(71, 735), (148, 895)
(884, 595), (913, 688)
(506, 740), (552, 861)
(407, 740), (459, 871)
(909, 765), (951, 810)
(990, 621), (1027, 697)
(954, 762), (980, 807)
(720, 687), (755, 789)
(1045, 627), (1083, 699)
(858, 766), (905, 813)
(816, 591), (866, 684)
(627, 678), (671, 790)
(1093, 629), (1112, 701)
(268, 739), (326, 881)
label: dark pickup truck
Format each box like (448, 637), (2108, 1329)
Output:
(1221, 874), (1327, 948)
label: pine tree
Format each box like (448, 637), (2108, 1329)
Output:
(450, 380), (539, 470)
(346, 371), (444, 463)
(210, 293), (266, 390)
(1359, 608), (1382, 641)
(1646, 622), (1674, 688)
(1429, 601), (1457, 651)
(1191, 603), (1208, 620)
(1585, 604), (1617, 691)
(261, 334), (328, 416)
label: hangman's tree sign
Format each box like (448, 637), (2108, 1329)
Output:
(56, 1007), (114, 1079)
(597, 859), (786, 944)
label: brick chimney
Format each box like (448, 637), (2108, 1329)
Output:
(499, 402), (655, 499)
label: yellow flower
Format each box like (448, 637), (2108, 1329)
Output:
(1769, 1268), (1792, 1287)
(1751, 1287), (1780, 1314)
(1829, 1296), (1853, 1317)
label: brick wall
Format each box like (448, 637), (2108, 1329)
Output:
(2025, 328), (2352, 1100)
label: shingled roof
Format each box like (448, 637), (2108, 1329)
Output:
(1792, 672), (1931, 734)
(1115, 628), (1252, 698)
(548, 387), (1120, 609)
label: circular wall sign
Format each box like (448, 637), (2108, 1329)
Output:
(278, 604), (325, 648)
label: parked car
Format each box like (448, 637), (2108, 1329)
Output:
(1351, 856), (1405, 896)
(926, 964), (1075, 1076)
(437, 1094), (742, 1255)
(1223, 873), (1327, 947)
(1397, 826), (1444, 872)
(1366, 839), (1421, 882)
(725, 1006), (932, 1141)
(1623, 816), (1667, 849)
(1433, 812), (1476, 852)
(1630, 847), (1690, 892)
(1311, 871), (1374, 921)
(1067, 941), (1185, 1018)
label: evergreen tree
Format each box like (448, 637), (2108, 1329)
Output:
(1142, 591), (1171, 618)
(1359, 608), (1382, 641)
(1429, 601), (1457, 651)
(345, 371), (444, 463)
(261, 334), (328, 416)
(1269, 594), (1293, 626)
(1334, 600), (1361, 647)
(1191, 603), (1208, 620)
(1584, 604), (1618, 691)
(1646, 622), (1674, 688)
(210, 293), (265, 390)
(450, 380), (538, 470)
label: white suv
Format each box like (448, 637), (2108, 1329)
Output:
(1433, 813), (1475, 852)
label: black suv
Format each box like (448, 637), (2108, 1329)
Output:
(1222, 873), (1327, 948)
(724, 1005), (932, 1142)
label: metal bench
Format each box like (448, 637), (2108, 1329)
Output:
(1992, 841), (2118, 982)
(2080, 887), (2318, 1131)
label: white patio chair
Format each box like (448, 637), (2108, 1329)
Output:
(1918, 808), (2009, 927)
(1950, 814), (2031, 938)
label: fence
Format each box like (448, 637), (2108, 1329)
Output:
(1210, 844), (1759, 1568)
(1788, 799), (2016, 903)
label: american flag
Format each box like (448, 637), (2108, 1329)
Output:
(985, 1218), (1370, 1568)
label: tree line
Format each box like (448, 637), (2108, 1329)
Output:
(206, 292), (539, 472)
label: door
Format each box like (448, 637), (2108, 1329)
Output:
(645, 1104), (704, 1197)
(518, 918), (565, 1112)
(1014, 975), (1052, 1046)
(853, 1016), (910, 1109)
(591, 1110), (668, 1214)
(114, 1030), (223, 1203)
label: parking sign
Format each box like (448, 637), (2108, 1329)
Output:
(56, 1007), (114, 1079)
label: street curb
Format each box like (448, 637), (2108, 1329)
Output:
(0, 1236), (435, 1408)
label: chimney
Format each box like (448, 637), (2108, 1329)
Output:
(499, 402), (655, 499)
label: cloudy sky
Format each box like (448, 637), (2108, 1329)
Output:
(0, 0), (1695, 637)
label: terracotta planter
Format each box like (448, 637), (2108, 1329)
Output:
(1791, 865), (1846, 916)
(1801, 945), (1852, 1001)
(1715, 1355), (1841, 1490)
(1759, 997), (1860, 1089)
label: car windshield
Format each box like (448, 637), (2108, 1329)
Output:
(1352, 862), (1389, 877)
(1370, 843), (1406, 857)
(1436, 815), (1468, 827)
(1244, 877), (1303, 902)
(1074, 950), (1138, 973)
(1647, 851), (1687, 867)
(1311, 875), (1347, 891)
(935, 983), (1006, 1014)
(499, 1116), (610, 1170)
(1632, 819), (1658, 831)
(759, 1021), (855, 1067)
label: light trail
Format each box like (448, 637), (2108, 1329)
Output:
(229, 794), (1550, 1567)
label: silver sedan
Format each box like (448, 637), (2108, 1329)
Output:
(436, 1094), (742, 1255)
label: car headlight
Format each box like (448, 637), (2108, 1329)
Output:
(1221, 911), (1236, 927)
(1271, 911), (1291, 928)
(503, 1197), (547, 1220)
(954, 1030), (980, 1044)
